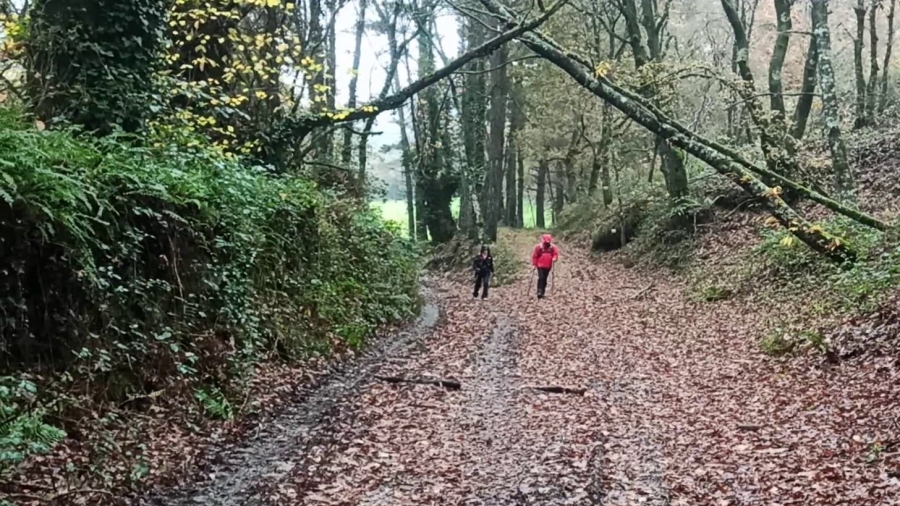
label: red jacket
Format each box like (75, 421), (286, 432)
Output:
(532, 243), (559, 269)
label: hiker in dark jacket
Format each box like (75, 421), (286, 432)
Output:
(472, 246), (494, 299)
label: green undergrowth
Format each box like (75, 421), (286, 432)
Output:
(689, 214), (900, 355)
(0, 107), (418, 471)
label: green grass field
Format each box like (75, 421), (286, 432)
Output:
(370, 198), (543, 236)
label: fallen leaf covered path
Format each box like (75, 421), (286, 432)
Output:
(139, 237), (899, 505)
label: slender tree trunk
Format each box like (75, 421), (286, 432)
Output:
(394, 76), (416, 240)
(722, 0), (797, 181)
(880, 0), (897, 112)
(516, 152), (525, 228)
(478, 0), (868, 259)
(340, 0), (368, 167)
(769, 0), (792, 119)
(853, 0), (868, 129)
(535, 159), (547, 228)
(813, 0), (856, 201)
(866, 1), (880, 124)
(791, 34), (818, 141)
(415, 26), (457, 243)
(552, 165), (565, 224)
(484, 35), (509, 242)
(621, 0), (688, 200)
(460, 16), (487, 238)
(505, 75), (524, 226)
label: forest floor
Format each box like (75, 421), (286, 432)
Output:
(131, 230), (899, 506)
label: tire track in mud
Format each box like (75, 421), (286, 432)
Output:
(135, 296), (441, 506)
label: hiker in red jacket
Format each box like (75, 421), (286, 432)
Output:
(531, 234), (559, 299)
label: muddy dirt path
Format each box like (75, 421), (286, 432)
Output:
(138, 238), (900, 506)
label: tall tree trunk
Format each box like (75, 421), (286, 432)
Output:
(553, 169), (565, 225)
(791, 35), (818, 141)
(505, 76), (523, 226)
(535, 159), (548, 228)
(415, 27), (457, 243)
(516, 152), (525, 228)
(307, 0), (332, 159)
(460, 16), (487, 238)
(26, 0), (168, 134)
(484, 35), (509, 242)
(340, 0), (368, 167)
(880, 0), (897, 112)
(394, 76), (416, 240)
(769, 0), (792, 119)
(722, 0), (797, 182)
(477, 0), (871, 259)
(853, 0), (868, 129)
(813, 0), (856, 200)
(866, 0), (880, 124)
(621, 0), (689, 200)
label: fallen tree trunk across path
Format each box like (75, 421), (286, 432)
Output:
(471, 0), (890, 261)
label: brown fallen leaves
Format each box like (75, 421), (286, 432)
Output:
(266, 232), (898, 505)
(7, 233), (899, 505)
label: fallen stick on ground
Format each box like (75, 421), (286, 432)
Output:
(527, 385), (587, 395)
(633, 283), (656, 300)
(736, 424), (764, 432)
(374, 375), (461, 390)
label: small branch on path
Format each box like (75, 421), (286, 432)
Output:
(634, 283), (656, 300)
(374, 375), (461, 390)
(2, 489), (113, 503)
(736, 424), (764, 432)
(527, 385), (587, 396)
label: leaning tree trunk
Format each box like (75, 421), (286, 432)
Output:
(26, 0), (168, 134)
(880, 0), (897, 112)
(791, 35), (818, 141)
(853, 0), (868, 129)
(477, 0), (869, 261)
(813, 0), (856, 201)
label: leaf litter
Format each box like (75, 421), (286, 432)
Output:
(8, 237), (899, 505)
(263, 237), (898, 505)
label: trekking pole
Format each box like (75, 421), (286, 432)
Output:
(550, 269), (555, 294)
(527, 267), (536, 295)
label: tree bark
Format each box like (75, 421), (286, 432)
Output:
(866, 0), (881, 124)
(768, 0), (792, 119)
(535, 159), (548, 228)
(853, 0), (868, 129)
(460, 15), (487, 237)
(484, 30), (510, 242)
(620, 0), (688, 200)
(880, 0), (897, 112)
(475, 0), (870, 259)
(721, 0), (796, 181)
(813, 0), (856, 201)
(791, 34), (818, 141)
(393, 74), (417, 240)
(26, 0), (168, 134)
(516, 152), (525, 228)
(505, 75), (524, 226)
(340, 0), (368, 167)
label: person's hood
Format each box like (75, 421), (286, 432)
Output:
(541, 234), (552, 243)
